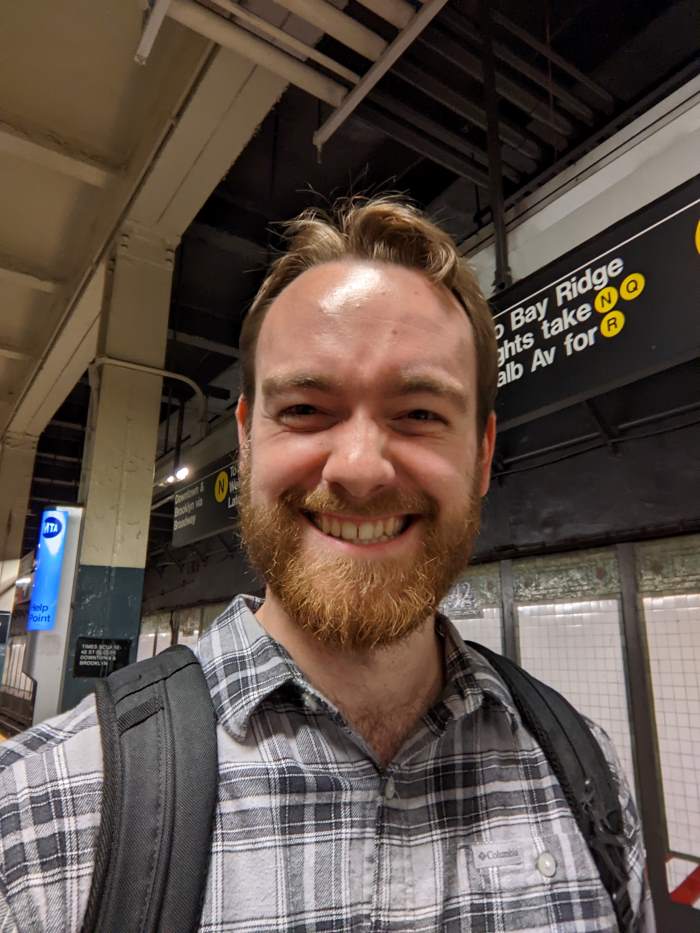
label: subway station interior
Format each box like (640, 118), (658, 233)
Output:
(0, 0), (698, 928)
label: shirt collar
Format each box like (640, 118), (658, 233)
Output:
(438, 613), (519, 721)
(195, 594), (300, 740)
(196, 595), (517, 741)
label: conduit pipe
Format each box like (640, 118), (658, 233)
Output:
(91, 355), (209, 439)
(168, 0), (347, 107)
(211, 0), (360, 84)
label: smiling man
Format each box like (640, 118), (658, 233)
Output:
(0, 197), (652, 932)
(234, 247), (494, 765)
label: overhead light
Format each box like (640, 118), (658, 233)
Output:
(166, 474), (176, 484)
(175, 466), (190, 481)
(15, 576), (31, 586)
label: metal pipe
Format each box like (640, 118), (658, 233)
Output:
(135, 0), (172, 65)
(174, 399), (185, 471)
(502, 432), (600, 466)
(479, 0), (511, 291)
(210, 0), (360, 84)
(313, 0), (448, 150)
(91, 355), (209, 438)
(168, 0), (346, 107)
(618, 401), (700, 432)
(163, 382), (173, 456)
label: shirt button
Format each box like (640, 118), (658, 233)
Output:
(384, 776), (397, 800)
(304, 693), (320, 713)
(536, 852), (557, 878)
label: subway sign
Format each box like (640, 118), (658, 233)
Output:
(27, 509), (69, 632)
(491, 176), (700, 428)
(172, 455), (238, 548)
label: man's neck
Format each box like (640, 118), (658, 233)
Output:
(255, 589), (445, 767)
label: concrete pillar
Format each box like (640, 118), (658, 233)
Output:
(61, 223), (178, 711)
(0, 432), (38, 614)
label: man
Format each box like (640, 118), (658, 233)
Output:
(0, 197), (651, 931)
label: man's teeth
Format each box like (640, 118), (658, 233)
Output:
(312, 514), (406, 543)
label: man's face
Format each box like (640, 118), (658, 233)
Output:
(236, 259), (496, 651)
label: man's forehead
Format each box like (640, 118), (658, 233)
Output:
(259, 259), (471, 345)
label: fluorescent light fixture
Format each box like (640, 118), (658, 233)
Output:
(175, 466), (190, 481)
(15, 576), (31, 586)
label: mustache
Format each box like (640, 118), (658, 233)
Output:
(281, 487), (438, 520)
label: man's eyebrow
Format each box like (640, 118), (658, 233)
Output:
(387, 374), (468, 411)
(261, 374), (339, 399)
(262, 372), (468, 411)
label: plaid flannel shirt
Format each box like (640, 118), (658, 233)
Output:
(0, 594), (653, 932)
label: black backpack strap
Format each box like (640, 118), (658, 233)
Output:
(82, 645), (218, 933)
(465, 642), (636, 933)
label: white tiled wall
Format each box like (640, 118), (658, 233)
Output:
(451, 607), (503, 654)
(137, 612), (173, 661)
(518, 599), (637, 797)
(643, 593), (700, 864)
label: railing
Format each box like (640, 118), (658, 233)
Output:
(0, 635), (35, 733)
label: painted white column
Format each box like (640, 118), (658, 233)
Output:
(61, 224), (178, 711)
(0, 432), (37, 614)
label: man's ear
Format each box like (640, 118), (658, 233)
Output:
(236, 395), (250, 458)
(478, 412), (497, 497)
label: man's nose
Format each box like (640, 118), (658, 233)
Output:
(320, 415), (396, 500)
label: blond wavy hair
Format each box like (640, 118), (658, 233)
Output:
(239, 197), (497, 436)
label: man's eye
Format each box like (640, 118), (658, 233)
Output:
(406, 410), (443, 423)
(279, 404), (320, 418)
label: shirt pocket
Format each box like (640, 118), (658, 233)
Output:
(459, 830), (617, 932)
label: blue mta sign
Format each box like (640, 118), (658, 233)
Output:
(27, 509), (69, 632)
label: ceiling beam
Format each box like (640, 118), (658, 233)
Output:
(32, 475), (80, 487)
(369, 90), (520, 182)
(419, 28), (573, 140)
(0, 343), (32, 362)
(313, 0), (449, 149)
(356, 102), (491, 188)
(392, 59), (542, 160)
(0, 119), (116, 188)
(186, 223), (267, 261)
(0, 253), (59, 294)
(440, 9), (595, 125)
(168, 329), (238, 358)
(490, 10), (614, 111)
(29, 494), (78, 506)
(47, 419), (85, 433)
(35, 451), (81, 464)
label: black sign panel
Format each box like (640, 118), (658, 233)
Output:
(172, 454), (238, 548)
(74, 637), (131, 678)
(491, 177), (700, 428)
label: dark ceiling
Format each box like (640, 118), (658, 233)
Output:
(22, 0), (699, 561)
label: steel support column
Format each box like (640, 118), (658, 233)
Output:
(60, 224), (178, 711)
(499, 559), (519, 663)
(478, 0), (511, 292)
(616, 543), (699, 930)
